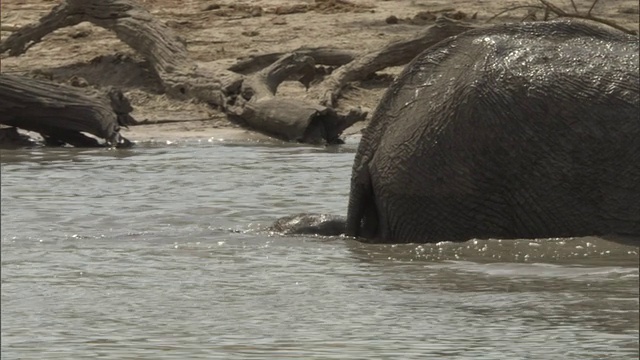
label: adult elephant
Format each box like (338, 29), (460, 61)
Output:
(276, 20), (640, 243)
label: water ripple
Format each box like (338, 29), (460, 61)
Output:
(1, 143), (638, 359)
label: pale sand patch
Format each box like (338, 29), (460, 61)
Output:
(122, 120), (364, 144)
(122, 121), (282, 144)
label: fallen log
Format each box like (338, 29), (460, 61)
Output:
(0, 74), (134, 147)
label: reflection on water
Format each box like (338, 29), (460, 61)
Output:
(1, 142), (638, 359)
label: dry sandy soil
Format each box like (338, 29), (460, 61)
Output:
(1, 0), (638, 143)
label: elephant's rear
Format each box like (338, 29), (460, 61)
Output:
(350, 20), (640, 243)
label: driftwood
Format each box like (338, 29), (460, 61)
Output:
(0, 0), (478, 144)
(0, 74), (134, 147)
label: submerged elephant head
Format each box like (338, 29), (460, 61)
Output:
(270, 213), (346, 236)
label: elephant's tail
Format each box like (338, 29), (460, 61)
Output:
(346, 164), (379, 239)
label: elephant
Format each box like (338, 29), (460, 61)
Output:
(273, 19), (640, 243)
(270, 213), (347, 235)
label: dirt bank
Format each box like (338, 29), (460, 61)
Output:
(1, 0), (638, 144)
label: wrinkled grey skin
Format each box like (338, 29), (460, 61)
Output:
(276, 20), (640, 243)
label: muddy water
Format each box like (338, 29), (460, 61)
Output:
(1, 141), (638, 359)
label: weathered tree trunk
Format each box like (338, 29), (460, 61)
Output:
(0, 0), (479, 144)
(0, 74), (134, 147)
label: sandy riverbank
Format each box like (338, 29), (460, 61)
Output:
(1, 0), (638, 144)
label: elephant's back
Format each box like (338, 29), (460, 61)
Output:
(374, 20), (639, 165)
(368, 20), (640, 241)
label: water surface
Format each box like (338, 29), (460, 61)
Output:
(1, 141), (638, 359)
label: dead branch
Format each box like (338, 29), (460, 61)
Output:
(485, 5), (545, 23)
(229, 47), (357, 74)
(587, 0), (600, 16)
(490, 0), (637, 35)
(0, 3), (83, 56)
(309, 17), (477, 107)
(569, 0), (578, 13)
(538, 0), (636, 34)
(240, 53), (316, 101)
